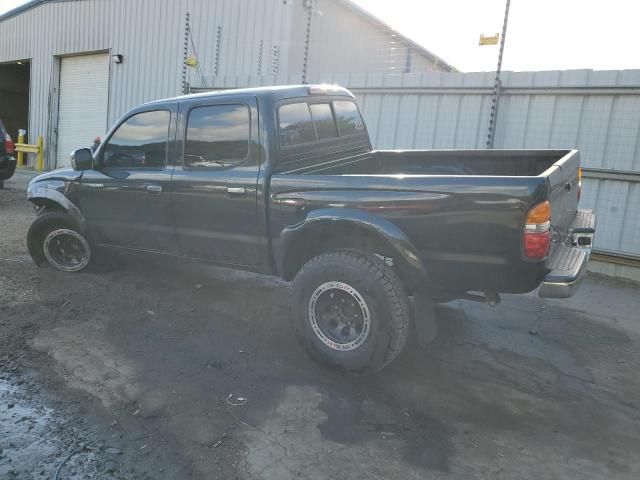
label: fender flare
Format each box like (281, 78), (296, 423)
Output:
(27, 183), (86, 228)
(278, 207), (431, 293)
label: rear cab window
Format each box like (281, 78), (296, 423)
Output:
(277, 98), (364, 149)
(333, 100), (365, 135)
(278, 103), (317, 147)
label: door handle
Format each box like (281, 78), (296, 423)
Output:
(145, 184), (162, 195)
(227, 187), (247, 197)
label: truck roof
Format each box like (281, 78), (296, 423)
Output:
(144, 84), (355, 106)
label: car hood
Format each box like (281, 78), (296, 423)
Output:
(29, 168), (82, 186)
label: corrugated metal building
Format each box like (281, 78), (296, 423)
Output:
(0, 0), (453, 169)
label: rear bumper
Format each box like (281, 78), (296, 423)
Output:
(538, 247), (590, 298)
(538, 209), (596, 298)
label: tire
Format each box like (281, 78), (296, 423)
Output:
(27, 210), (93, 272)
(290, 251), (412, 374)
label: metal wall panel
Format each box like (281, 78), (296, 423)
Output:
(0, 0), (295, 168)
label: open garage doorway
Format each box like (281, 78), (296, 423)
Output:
(0, 60), (30, 144)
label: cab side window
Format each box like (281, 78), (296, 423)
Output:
(184, 104), (250, 169)
(102, 110), (170, 168)
(333, 101), (365, 135)
(309, 103), (338, 140)
(279, 103), (317, 147)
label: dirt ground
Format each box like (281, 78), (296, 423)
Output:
(1, 172), (640, 479)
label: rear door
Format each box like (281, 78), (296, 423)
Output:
(170, 96), (262, 266)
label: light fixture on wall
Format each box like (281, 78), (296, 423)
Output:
(111, 54), (123, 64)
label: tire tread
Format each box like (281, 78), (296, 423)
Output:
(290, 250), (411, 373)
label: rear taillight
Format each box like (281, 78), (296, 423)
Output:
(577, 167), (582, 202)
(4, 133), (15, 155)
(523, 200), (551, 259)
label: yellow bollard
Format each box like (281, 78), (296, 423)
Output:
(17, 133), (25, 167)
(36, 136), (44, 171)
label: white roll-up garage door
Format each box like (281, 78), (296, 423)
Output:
(56, 53), (109, 168)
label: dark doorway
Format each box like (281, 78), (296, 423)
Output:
(0, 61), (30, 142)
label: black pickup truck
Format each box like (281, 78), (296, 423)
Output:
(26, 85), (595, 372)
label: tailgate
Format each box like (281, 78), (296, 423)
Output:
(538, 149), (597, 298)
(543, 150), (580, 240)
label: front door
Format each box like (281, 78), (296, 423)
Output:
(170, 97), (262, 266)
(74, 106), (178, 253)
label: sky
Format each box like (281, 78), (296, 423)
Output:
(1, 0), (638, 72)
(351, 0), (639, 72)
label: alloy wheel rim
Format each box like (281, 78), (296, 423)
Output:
(43, 229), (91, 272)
(308, 281), (371, 351)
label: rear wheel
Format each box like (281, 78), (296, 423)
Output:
(27, 210), (93, 272)
(290, 251), (411, 374)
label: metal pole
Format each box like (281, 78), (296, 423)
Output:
(486, 0), (511, 148)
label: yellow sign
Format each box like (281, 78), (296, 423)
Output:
(186, 56), (198, 67)
(479, 33), (499, 46)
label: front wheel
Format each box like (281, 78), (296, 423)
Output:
(290, 251), (412, 374)
(27, 211), (93, 272)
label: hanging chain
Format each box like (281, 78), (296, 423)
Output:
(301, 0), (313, 84)
(182, 12), (189, 94)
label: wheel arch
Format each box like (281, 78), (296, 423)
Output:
(27, 184), (85, 228)
(278, 208), (430, 294)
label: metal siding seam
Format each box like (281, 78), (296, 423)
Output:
(390, 95), (401, 148)
(522, 94), (533, 148)
(616, 182), (632, 251)
(430, 95), (440, 148)
(218, 0), (228, 76)
(230, 0), (240, 75)
(244, 0), (255, 75)
(548, 95), (558, 146)
(600, 96), (617, 169)
(474, 94), (487, 149)
(410, 95), (423, 148)
(150, 0), (162, 99)
(574, 95), (586, 154)
(451, 95), (462, 147)
(632, 118), (640, 172)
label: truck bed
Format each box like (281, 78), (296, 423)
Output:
(270, 149), (581, 296)
(293, 149), (571, 177)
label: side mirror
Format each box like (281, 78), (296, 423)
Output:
(70, 148), (93, 171)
